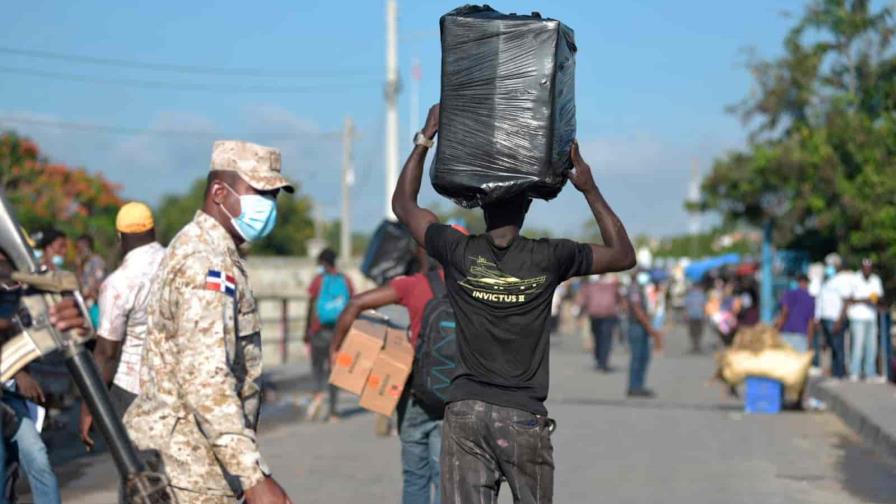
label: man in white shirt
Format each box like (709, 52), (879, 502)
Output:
(847, 258), (885, 383)
(79, 202), (166, 448)
(812, 254), (851, 378)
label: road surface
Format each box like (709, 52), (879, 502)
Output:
(54, 322), (896, 503)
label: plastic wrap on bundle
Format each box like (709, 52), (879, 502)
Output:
(361, 220), (416, 285)
(431, 5), (576, 208)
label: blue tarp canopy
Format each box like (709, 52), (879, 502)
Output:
(684, 253), (742, 281)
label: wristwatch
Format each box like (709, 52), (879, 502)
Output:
(413, 131), (434, 148)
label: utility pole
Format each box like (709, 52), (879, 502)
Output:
(384, 0), (400, 220)
(688, 159), (701, 257)
(409, 58), (421, 141)
(341, 117), (355, 265)
(306, 202), (326, 260)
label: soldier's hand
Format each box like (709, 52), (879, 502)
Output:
(14, 370), (45, 403)
(244, 477), (292, 504)
(79, 402), (95, 450)
(49, 298), (88, 335)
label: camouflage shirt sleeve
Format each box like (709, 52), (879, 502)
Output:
(171, 256), (266, 490)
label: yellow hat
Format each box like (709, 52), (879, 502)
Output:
(116, 202), (154, 234)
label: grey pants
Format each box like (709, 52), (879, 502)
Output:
(441, 400), (554, 504)
(310, 327), (339, 415)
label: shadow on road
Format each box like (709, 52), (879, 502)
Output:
(836, 434), (896, 503)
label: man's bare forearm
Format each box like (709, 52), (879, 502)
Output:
(92, 338), (121, 386)
(392, 145), (429, 218)
(585, 187), (626, 248)
(583, 186), (635, 272)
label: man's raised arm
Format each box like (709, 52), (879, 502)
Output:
(569, 141), (637, 274)
(392, 104), (441, 247)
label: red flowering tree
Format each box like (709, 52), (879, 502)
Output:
(0, 131), (123, 260)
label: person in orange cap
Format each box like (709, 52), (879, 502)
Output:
(79, 201), (166, 449)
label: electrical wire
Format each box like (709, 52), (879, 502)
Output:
(0, 45), (379, 79)
(0, 115), (341, 140)
(0, 65), (378, 94)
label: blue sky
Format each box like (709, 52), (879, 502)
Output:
(0, 1), (796, 238)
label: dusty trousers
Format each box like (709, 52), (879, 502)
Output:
(441, 400), (554, 504)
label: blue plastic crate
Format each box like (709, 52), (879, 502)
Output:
(744, 376), (783, 414)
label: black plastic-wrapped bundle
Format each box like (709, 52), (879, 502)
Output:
(431, 5), (576, 208)
(361, 220), (416, 285)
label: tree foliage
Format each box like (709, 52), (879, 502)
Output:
(653, 228), (758, 259)
(0, 131), (123, 260)
(155, 177), (316, 256)
(696, 0), (896, 288)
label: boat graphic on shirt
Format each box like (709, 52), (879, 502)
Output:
(459, 256), (547, 304)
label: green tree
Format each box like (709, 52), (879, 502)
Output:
(155, 178), (315, 256)
(0, 131), (123, 261)
(653, 228), (758, 258)
(694, 0), (896, 290)
(323, 221), (370, 257)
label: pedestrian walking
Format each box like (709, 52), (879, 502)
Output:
(304, 248), (353, 422)
(776, 274), (815, 352)
(79, 202), (165, 449)
(812, 254), (851, 378)
(846, 258), (885, 383)
(123, 140), (292, 504)
(393, 104), (636, 504)
(578, 275), (621, 371)
(75, 234), (106, 328)
(625, 271), (665, 398)
(684, 283), (706, 353)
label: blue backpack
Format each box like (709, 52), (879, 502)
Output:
(316, 273), (350, 325)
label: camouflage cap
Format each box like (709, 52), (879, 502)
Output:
(210, 140), (295, 193)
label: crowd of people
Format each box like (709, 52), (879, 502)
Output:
(549, 250), (892, 400)
(0, 116), (890, 504)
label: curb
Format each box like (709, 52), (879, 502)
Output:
(808, 378), (896, 461)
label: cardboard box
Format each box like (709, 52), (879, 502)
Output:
(329, 320), (387, 395)
(359, 329), (414, 416)
(330, 319), (415, 416)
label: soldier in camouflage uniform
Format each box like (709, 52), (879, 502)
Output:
(124, 140), (293, 504)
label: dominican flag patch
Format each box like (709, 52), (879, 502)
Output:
(206, 270), (236, 297)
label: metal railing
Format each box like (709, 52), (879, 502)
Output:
(256, 295), (309, 365)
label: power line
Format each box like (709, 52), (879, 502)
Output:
(0, 45), (379, 79)
(0, 65), (378, 94)
(0, 115), (341, 140)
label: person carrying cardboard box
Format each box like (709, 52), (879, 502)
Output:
(330, 232), (466, 504)
(392, 103), (636, 504)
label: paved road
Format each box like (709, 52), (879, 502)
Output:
(59, 322), (896, 503)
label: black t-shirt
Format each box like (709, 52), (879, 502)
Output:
(425, 223), (593, 415)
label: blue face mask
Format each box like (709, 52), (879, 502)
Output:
(52, 255), (64, 267)
(221, 184), (277, 242)
(825, 265), (836, 278)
